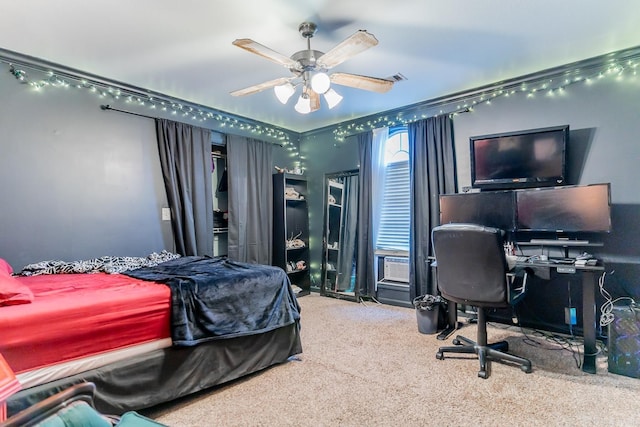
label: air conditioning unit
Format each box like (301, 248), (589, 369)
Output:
(383, 257), (410, 283)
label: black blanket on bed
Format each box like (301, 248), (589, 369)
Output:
(125, 256), (301, 346)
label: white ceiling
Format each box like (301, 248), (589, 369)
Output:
(2, 0), (640, 133)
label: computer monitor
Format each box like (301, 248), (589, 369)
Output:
(516, 183), (611, 233)
(439, 190), (516, 231)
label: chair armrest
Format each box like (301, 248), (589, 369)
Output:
(2, 383), (99, 427)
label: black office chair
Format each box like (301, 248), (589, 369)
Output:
(431, 223), (532, 379)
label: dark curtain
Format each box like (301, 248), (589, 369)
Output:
(408, 116), (457, 300)
(155, 119), (213, 256)
(336, 174), (359, 292)
(353, 131), (376, 298)
(226, 135), (273, 265)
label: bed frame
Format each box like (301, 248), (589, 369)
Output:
(8, 321), (301, 416)
(5, 255), (303, 416)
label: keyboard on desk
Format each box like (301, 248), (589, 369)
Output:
(513, 256), (575, 264)
(550, 258), (575, 265)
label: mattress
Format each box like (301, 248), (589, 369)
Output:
(0, 273), (171, 374)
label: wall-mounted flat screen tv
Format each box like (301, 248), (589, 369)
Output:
(470, 125), (568, 190)
(516, 183), (611, 233)
(439, 190), (516, 231)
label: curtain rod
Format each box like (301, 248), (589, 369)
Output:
(100, 104), (154, 119)
(0, 46), (296, 142)
(100, 105), (284, 147)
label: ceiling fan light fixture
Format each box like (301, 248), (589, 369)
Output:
(294, 94), (311, 114)
(323, 88), (343, 109)
(310, 72), (331, 94)
(232, 22), (397, 114)
(274, 82), (295, 104)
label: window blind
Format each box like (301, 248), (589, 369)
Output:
(376, 160), (410, 251)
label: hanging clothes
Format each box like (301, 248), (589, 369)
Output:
(218, 168), (228, 192)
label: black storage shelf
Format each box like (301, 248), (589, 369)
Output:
(273, 173), (311, 297)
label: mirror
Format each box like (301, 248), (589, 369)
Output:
(321, 169), (359, 301)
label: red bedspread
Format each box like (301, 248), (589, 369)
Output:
(0, 273), (171, 373)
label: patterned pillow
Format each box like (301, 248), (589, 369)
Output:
(20, 251), (181, 276)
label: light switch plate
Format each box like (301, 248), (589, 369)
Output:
(161, 207), (171, 221)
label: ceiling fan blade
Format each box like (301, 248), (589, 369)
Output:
(317, 30), (378, 69)
(232, 38), (298, 69)
(330, 72), (394, 93)
(309, 90), (320, 112)
(230, 77), (292, 97)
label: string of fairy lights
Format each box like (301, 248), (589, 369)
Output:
(3, 47), (639, 172)
(3, 58), (303, 162)
(330, 53), (640, 142)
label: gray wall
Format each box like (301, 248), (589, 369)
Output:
(0, 68), (297, 270)
(0, 72), (170, 269)
(453, 77), (640, 273)
(453, 78), (640, 203)
(301, 75), (640, 301)
(453, 76), (640, 333)
(2, 55), (638, 300)
(299, 134), (360, 286)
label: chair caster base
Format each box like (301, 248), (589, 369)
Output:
(436, 334), (532, 379)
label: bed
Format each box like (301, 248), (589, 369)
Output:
(0, 253), (302, 416)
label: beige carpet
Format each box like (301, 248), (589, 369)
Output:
(146, 293), (640, 426)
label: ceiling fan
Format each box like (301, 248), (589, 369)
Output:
(230, 22), (395, 114)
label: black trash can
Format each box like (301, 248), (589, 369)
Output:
(413, 294), (443, 334)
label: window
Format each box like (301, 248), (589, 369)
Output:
(376, 128), (410, 252)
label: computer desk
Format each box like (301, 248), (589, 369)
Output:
(436, 259), (604, 374)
